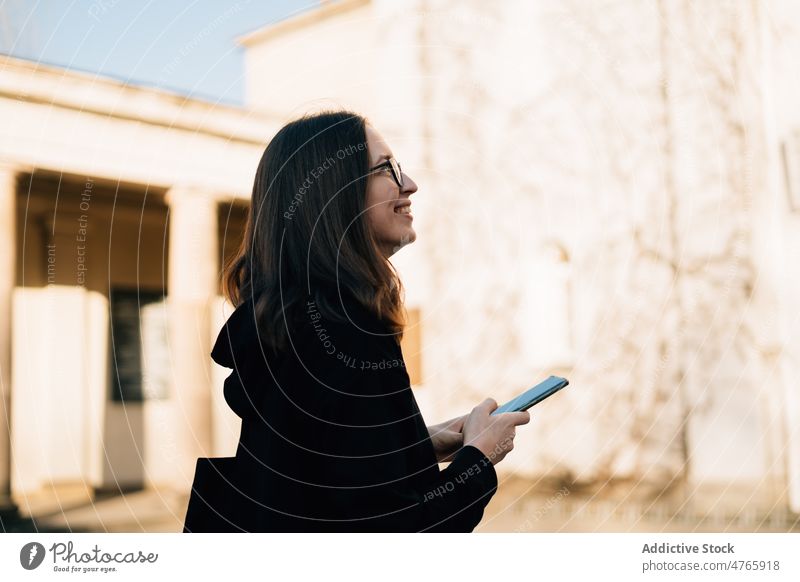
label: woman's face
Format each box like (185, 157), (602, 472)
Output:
(364, 125), (418, 257)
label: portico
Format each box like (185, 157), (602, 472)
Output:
(0, 54), (272, 515)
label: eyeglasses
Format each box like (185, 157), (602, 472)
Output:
(368, 157), (404, 188)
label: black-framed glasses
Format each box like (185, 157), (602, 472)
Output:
(368, 157), (404, 188)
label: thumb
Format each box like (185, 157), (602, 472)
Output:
(480, 398), (498, 414)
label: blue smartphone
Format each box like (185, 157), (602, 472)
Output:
(490, 375), (569, 415)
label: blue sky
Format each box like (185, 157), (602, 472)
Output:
(0, 0), (318, 105)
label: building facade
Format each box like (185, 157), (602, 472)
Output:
(0, 54), (275, 515)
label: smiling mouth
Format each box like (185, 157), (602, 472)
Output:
(394, 205), (412, 216)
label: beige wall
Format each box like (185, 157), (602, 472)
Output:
(764, 0), (800, 511)
(239, 0), (800, 513)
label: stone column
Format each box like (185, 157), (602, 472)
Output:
(165, 186), (218, 492)
(0, 163), (19, 521)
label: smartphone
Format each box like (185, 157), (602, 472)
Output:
(490, 375), (569, 415)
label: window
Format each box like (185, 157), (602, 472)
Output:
(109, 288), (169, 401)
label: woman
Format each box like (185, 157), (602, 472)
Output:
(199, 110), (530, 532)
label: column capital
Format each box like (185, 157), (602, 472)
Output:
(0, 159), (32, 176)
(0, 162), (17, 182)
(164, 184), (220, 208)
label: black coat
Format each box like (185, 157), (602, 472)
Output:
(185, 289), (498, 532)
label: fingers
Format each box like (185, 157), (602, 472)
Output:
(511, 410), (531, 425)
(450, 414), (467, 432)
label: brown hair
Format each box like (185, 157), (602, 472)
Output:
(222, 110), (405, 352)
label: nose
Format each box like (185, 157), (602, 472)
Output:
(401, 172), (418, 196)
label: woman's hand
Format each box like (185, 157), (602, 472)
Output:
(427, 414), (467, 463)
(462, 398), (531, 465)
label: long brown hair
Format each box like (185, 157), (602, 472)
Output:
(222, 110), (405, 352)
